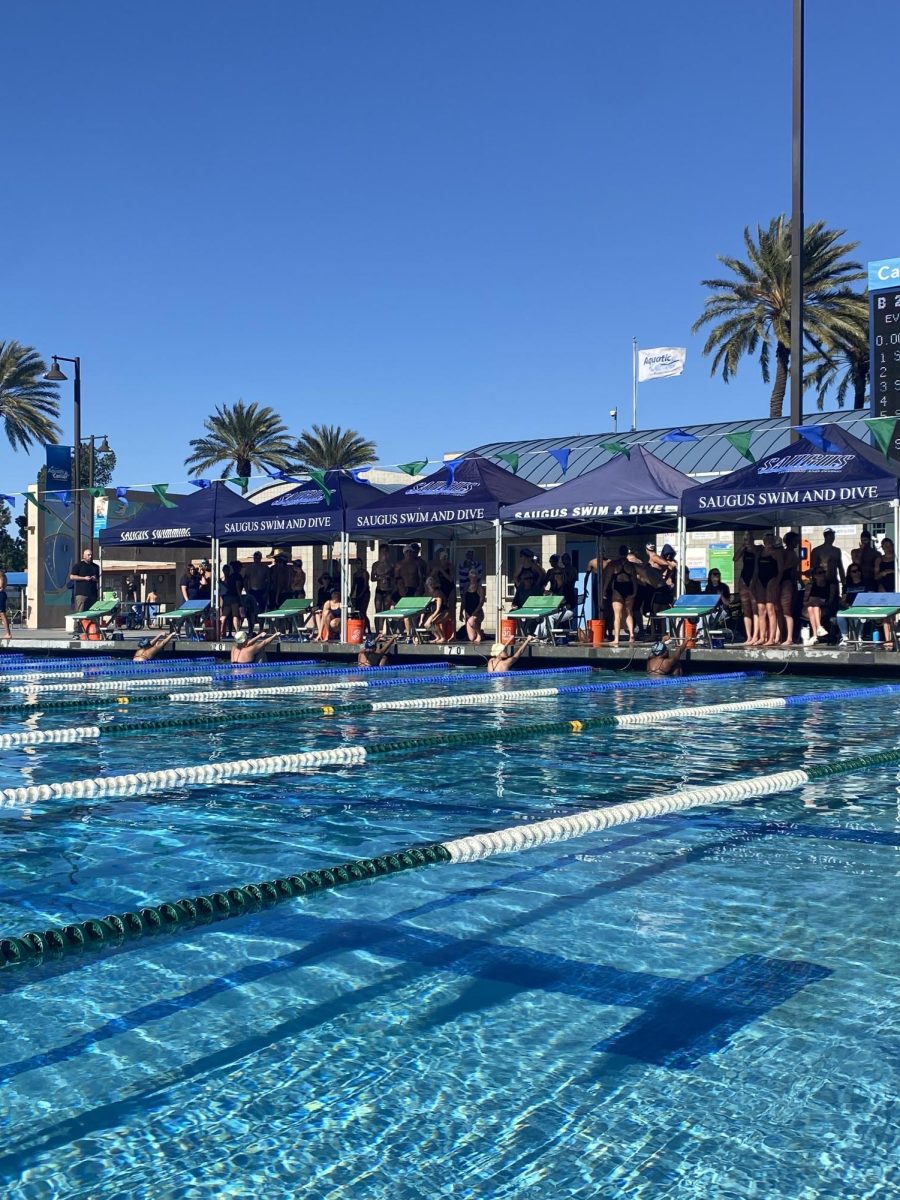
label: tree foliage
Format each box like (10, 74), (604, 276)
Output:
(184, 400), (296, 481)
(0, 341), (62, 451)
(693, 218), (867, 417)
(295, 424), (377, 470)
(0, 503), (26, 571)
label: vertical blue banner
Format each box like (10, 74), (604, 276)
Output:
(45, 444), (73, 493)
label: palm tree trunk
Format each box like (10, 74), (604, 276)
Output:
(769, 342), (790, 419)
(237, 457), (251, 480)
(852, 366), (867, 409)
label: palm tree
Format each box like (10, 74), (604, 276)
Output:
(693, 217), (866, 417)
(0, 341), (62, 451)
(184, 400), (297, 481)
(803, 303), (870, 409)
(295, 424), (377, 470)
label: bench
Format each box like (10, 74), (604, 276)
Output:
(257, 598), (313, 638)
(505, 595), (566, 642)
(373, 596), (431, 643)
(156, 599), (211, 641)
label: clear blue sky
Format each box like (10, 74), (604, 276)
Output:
(3, 0), (897, 500)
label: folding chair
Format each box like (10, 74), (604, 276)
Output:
(374, 596), (432, 642)
(505, 595), (566, 643)
(654, 594), (721, 647)
(840, 591), (900, 650)
(156, 599), (211, 641)
(257, 598), (313, 638)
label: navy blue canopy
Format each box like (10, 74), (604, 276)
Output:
(681, 426), (900, 527)
(498, 446), (693, 533)
(346, 456), (540, 534)
(99, 483), (254, 547)
(218, 471), (385, 543)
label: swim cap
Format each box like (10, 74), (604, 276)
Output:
(651, 640), (668, 656)
(489, 642), (506, 657)
(234, 631), (248, 644)
(138, 638), (151, 649)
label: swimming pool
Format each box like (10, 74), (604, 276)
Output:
(0, 661), (896, 1197)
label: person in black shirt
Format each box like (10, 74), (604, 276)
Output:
(69, 550), (100, 612)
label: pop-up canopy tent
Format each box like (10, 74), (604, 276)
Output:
(99, 482), (254, 548)
(217, 471), (383, 544)
(346, 455), (541, 634)
(498, 446), (694, 534)
(346, 455), (540, 534)
(680, 426), (900, 529)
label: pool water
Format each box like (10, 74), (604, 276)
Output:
(0, 663), (897, 1198)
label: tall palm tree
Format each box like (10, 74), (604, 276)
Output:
(0, 341), (62, 451)
(693, 217), (866, 418)
(295, 424), (377, 470)
(803, 303), (870, 409)
(184, 400), (297, 481)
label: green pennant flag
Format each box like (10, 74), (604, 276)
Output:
(864, 417), (896, 459)
(600, 441), (630, 459)
(152, 483), (178, 508)
(307, 468), (333, 503)
(229, 476), (249, 493)
(725, 431), (755, 463)
(398, 459), (428, 477)
(496, 452), (519, 474)
(23, 491), (53, 515)
(86, 487), (106, 498)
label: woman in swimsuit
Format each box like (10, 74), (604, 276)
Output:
(421, 576), (451, 643)
(802, 567), (832, 642)
(318, 590), (342, 641)
(460, 570), (486, 642)
(0, 572), (10, 641)
(733, 532), (760, 644)
(778, 531), (801, 646)
(875, 537), (896, 646)
(602, 546), (638, 644)
(751, 532), (783, 646)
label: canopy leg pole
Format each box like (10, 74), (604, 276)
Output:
(339, 533), (349, 643)
(676, 516), (687, 596)
(211, 537), (220, 642)
(494, 520), (503, 641)
(894, 498), (899, 549)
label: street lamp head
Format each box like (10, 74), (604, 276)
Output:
(98, 436), (110, 453)
(44, 358), (68, 382)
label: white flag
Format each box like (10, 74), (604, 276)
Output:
(637, 346), (686, 382)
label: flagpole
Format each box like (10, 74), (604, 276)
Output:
(632, 338), (638, 432)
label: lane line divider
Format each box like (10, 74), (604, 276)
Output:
(2, 746), (898, 973)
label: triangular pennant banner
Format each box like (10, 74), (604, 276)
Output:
(496, 452), (519, 474)
(86, 486), (106, 498)
(548, 447), (570, 473)
(274, 470), (302, 482)
(864, 417), (897, 459)
(350, 467), (370, 482)
(600, 441), (630, 459)
(0, 495), (16, 508)
(24, 492), (53, 515)
(661, 428), (699, 443)
(444, 458), (461, 484)
(801, 425), (843, 455)
(398, 460), (428, 477)
(115, 486), (129, 510)
(152, 484), (178, 508)
(228, 476), (249, 492)
(191, 478), (212, 490)
(307, 468), (334, 503)
(58, 491), (72, 507)
(725, 431), (755, 463)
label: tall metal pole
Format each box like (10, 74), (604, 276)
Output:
(72, 358), (83, 560)
(631, 338), (638, 432)
(789, 0), (804, 441)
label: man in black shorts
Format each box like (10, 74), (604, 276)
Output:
(69, 549), (100, 613)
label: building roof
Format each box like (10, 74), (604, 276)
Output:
(474, 408), (870, 486)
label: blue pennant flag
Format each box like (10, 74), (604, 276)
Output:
(274, 470), (302, 483)
(115, 486), (129, 509)
(350, 467), (370, 482)
(548, 447), (571, 474)
(799, 425), (843, 455)
(191, 478), (212, 490)
(0, 494), (15, 508)
(58, 491), (71, 507)
(661, 428), (698, 443)
(444, 458), (460, 485)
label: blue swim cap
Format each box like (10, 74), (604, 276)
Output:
(651, 640), (668, 656)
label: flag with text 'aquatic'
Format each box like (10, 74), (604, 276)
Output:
(637, 347), (686, 382)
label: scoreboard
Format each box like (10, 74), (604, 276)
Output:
(869, 260), (900, 463)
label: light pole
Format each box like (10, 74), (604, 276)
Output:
(790, 0), (804, 440)
(43, 356), (82, 559)
(82, 433), (110, 555)
(609, 408), (618, 434)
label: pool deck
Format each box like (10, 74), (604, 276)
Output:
(3, 628), (900, 676)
